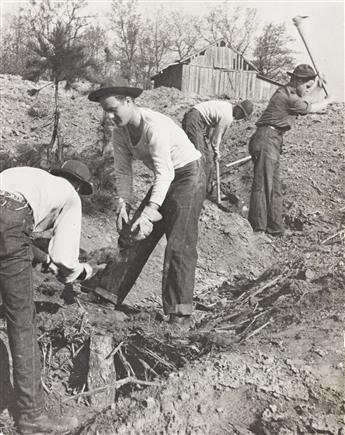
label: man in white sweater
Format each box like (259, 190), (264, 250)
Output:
(0, 160), (95, 434)
(182, 99), (254, 192)
(88, 79), (206, 329)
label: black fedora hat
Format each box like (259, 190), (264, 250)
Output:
(51, 160), (93, 195)
(287, 64), (317, 79)
(88, 77), (143, 102)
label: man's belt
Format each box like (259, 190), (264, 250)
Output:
(258, 124), (286, 135)
(0, 190), (32, 214)
(0, 189), (26, 203)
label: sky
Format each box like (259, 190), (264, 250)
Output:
(1, 0), (344, 101)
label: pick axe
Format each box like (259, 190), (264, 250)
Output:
(292, 15), (328, 96)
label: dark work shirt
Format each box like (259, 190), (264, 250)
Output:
(256, 85), (311, 131)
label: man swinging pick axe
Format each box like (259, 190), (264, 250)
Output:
(247, 16), (333, 237)
(182, 99), (254, 203)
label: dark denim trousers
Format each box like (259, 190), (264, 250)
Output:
(0, 195), (44, 417)
(182, 108), (214, 192)
(248, 126), (284, 234)
(103, 159), (206, 315)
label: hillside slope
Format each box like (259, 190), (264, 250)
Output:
(0, 74), (344, 435)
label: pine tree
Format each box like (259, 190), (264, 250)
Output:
(23, 0), (99, 164)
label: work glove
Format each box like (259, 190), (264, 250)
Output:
(56, 262), (107, 284)
(210, 141), (220, 161)
(316, 73), (327, 87)
(41, 255), (59, 275)
(115, 199), (131, 232)
(131, 206), (162, 241)
(32, 245), (58, 275)
(214, 146), (220, 160)
(87, 260), (108, 277)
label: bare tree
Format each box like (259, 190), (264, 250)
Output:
(0, 10), (30, 75)
(253, 23), (296, 80)
(166, 10), (204, 60)
(109, 0), (142, 83)
(136, 8), (171, 87)
(203, 2), (257, 55)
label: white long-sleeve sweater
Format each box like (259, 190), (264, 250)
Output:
(112, 107), (201, 205)
(1, 167), (89, 283)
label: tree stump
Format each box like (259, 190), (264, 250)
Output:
(87, 334), (117, 410)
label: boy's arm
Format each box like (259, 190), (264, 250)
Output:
(308, 95), (333, 113)
(209, 122), (229, 157)
(112, 128), (133, 204)
(304, 76), (333, 111)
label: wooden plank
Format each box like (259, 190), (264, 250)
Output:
(246, 72), (250, 99)
(225, 47), (229, 70)
(220, 71), (224, 95)
(235, 71), (239, 97)
(212, 69), (217, 96)
(198, 66), (202, 94)
(185, 65), (191, 94)
(250, 73), (255, 99)
(199, 67), (203, 95)
(207, 66), (212, 96)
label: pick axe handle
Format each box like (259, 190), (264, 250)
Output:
(225, 155), (252, 168)
(293, 23), (328, 97)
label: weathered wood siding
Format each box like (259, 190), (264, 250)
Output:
(181, 65), (276, 100)
(152, 43), (277, 100)
(188, 44), (254, 71)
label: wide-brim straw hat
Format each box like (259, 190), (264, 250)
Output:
(51, 160), (93, 195)
(88, 77), (143, 102)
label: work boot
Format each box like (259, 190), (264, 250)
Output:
(17, 412), (79, 434)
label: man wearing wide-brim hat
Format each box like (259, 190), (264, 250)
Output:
(88, 78), (206, 330)
(182, 98), (254, 194)
(0, 160), (100, 434)
(247, 64), (333, 236)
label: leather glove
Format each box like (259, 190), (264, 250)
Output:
(316, 73), (327, 87)
(131, 206), (162, 241)
(41, 255), (58, 275)
(87, 261), (107, 277)
(32, 245), (57, 274)
(115, 199), (130, 232)
(57, 262), (107, 284)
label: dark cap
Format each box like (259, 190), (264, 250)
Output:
(287, 64), (317, 79)
(88, 77), (143, 102)
(51, 160), (93, 195)
(238, 99), (254, 119)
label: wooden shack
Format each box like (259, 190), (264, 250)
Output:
(151, 39), (276, 101)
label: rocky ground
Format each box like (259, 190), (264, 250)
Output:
(0, 74), (344, 434)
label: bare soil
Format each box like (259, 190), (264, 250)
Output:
(0, 75), (344, 434)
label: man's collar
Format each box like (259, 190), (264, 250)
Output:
(284, 84), (297, 96)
